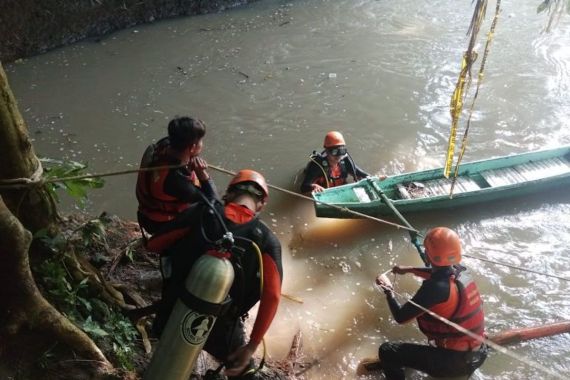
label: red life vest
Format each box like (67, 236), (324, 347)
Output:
(311, 153), (349, 188)
(417, 268), (485, 351)
(136, 138), (199, 223)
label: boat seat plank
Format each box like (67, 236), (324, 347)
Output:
(481, 167), (526, 187)
(401, 176), (480, 199)
(514, 158), (570, 181)
(480, 157), (570, 187)
(353, 187), (372, 203)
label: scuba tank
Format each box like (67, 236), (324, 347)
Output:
(144, 232), (235, 380)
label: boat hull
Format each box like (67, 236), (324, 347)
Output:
(313, 146), (570, 218)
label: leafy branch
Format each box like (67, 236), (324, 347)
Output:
(40, 158), (104, 207)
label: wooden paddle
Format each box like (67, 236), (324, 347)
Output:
(367, 178), (428, 265)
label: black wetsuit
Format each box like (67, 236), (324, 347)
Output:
(380, 266), (487, 380)
(300, 152), (369, 193)
(153, 200), (283, 364)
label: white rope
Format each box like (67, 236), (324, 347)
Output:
(0, 156), (43, 185)
(2, 161), (568, 284)
(209, 165), (570, 284)
(376, 281), (566, 380)
(208, 164), (418, 232)
(1, 156), (566, 377)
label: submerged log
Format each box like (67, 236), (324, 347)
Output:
(488, 320), (570, 346)
(356, 321), (570, 377)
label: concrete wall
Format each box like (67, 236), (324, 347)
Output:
(0, 0), (259, 62)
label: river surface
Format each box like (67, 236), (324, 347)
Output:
(6, 0), (570, 378)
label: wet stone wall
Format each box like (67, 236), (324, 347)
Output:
(0, 0), (259, 62)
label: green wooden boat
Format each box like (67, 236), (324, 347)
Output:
(313, 145), (570, 218)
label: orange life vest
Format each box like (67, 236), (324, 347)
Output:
(311, 153), (349, 188)
(136, 138), (199, 223)
(417, 268), (485, 351)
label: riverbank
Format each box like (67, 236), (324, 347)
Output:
(0, 0), (260, 62)
(18, 212), (302, 379)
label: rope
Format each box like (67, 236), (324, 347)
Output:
(449, 0), (501, 196)
(444, 0), (488, 179)
(4, 156), (569, 377)
(212, 165), (570, 285)
(0, 163), (188, 189)
(377, 281), (566, 380)
(0, 156), (44, 185)
(2, 160), (569, 283)
(208, 164), (417, 233)
(463, 253), (570, 283)
(0, 161), (416, 232)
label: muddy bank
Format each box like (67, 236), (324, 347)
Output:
(0, 211), (304, 379)
(0, 0), (260, 62)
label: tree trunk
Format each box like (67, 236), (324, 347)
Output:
(0, 63), (115, 378)
(0, 62), (55, 233)
(0, 195), (113, 377)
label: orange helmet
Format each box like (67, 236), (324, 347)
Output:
(424, 227), (462, 266)
(323, 131), (346, 148)
(228, 169), (269, 201)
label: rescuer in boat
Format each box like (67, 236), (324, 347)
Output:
(300, 131), (371, 194)
(153, 169), (283, 379)
(136, 116), (218, 235)
(362, 227), (487, 379)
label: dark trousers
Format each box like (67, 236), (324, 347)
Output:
(203, 316), (246, 361)
(379, 342), (487, 380)
(200, 316), (257, 380)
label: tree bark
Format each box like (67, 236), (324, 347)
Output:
(0, 63), (115, 377)
(0, 62), (56, 233)
(0, 195), (113, 376)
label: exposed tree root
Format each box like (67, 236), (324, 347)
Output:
(0, 196), (114, 378)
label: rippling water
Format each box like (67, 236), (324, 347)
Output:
(6, 0), (570, 378)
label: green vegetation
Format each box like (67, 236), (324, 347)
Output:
(34, 187), (139, 370)
(41, 158), (104, 207)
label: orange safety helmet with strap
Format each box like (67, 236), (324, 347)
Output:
(424, 227), (462, 267)
(418, 227), (484, 350)
(136, 138), (199, 223)
(228, 169), (269, 202)
(323, 131), (346, 148)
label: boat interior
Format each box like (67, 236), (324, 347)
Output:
(397, 156), (570, 200)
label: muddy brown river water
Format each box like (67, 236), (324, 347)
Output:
(6, 0), (570, 378)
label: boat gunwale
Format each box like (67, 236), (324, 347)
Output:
(312, 146), (570, 213)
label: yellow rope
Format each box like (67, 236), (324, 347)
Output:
(444, 0), (488, 179)
(444, 53), (469, 178)
(450, 0), (501, 196)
